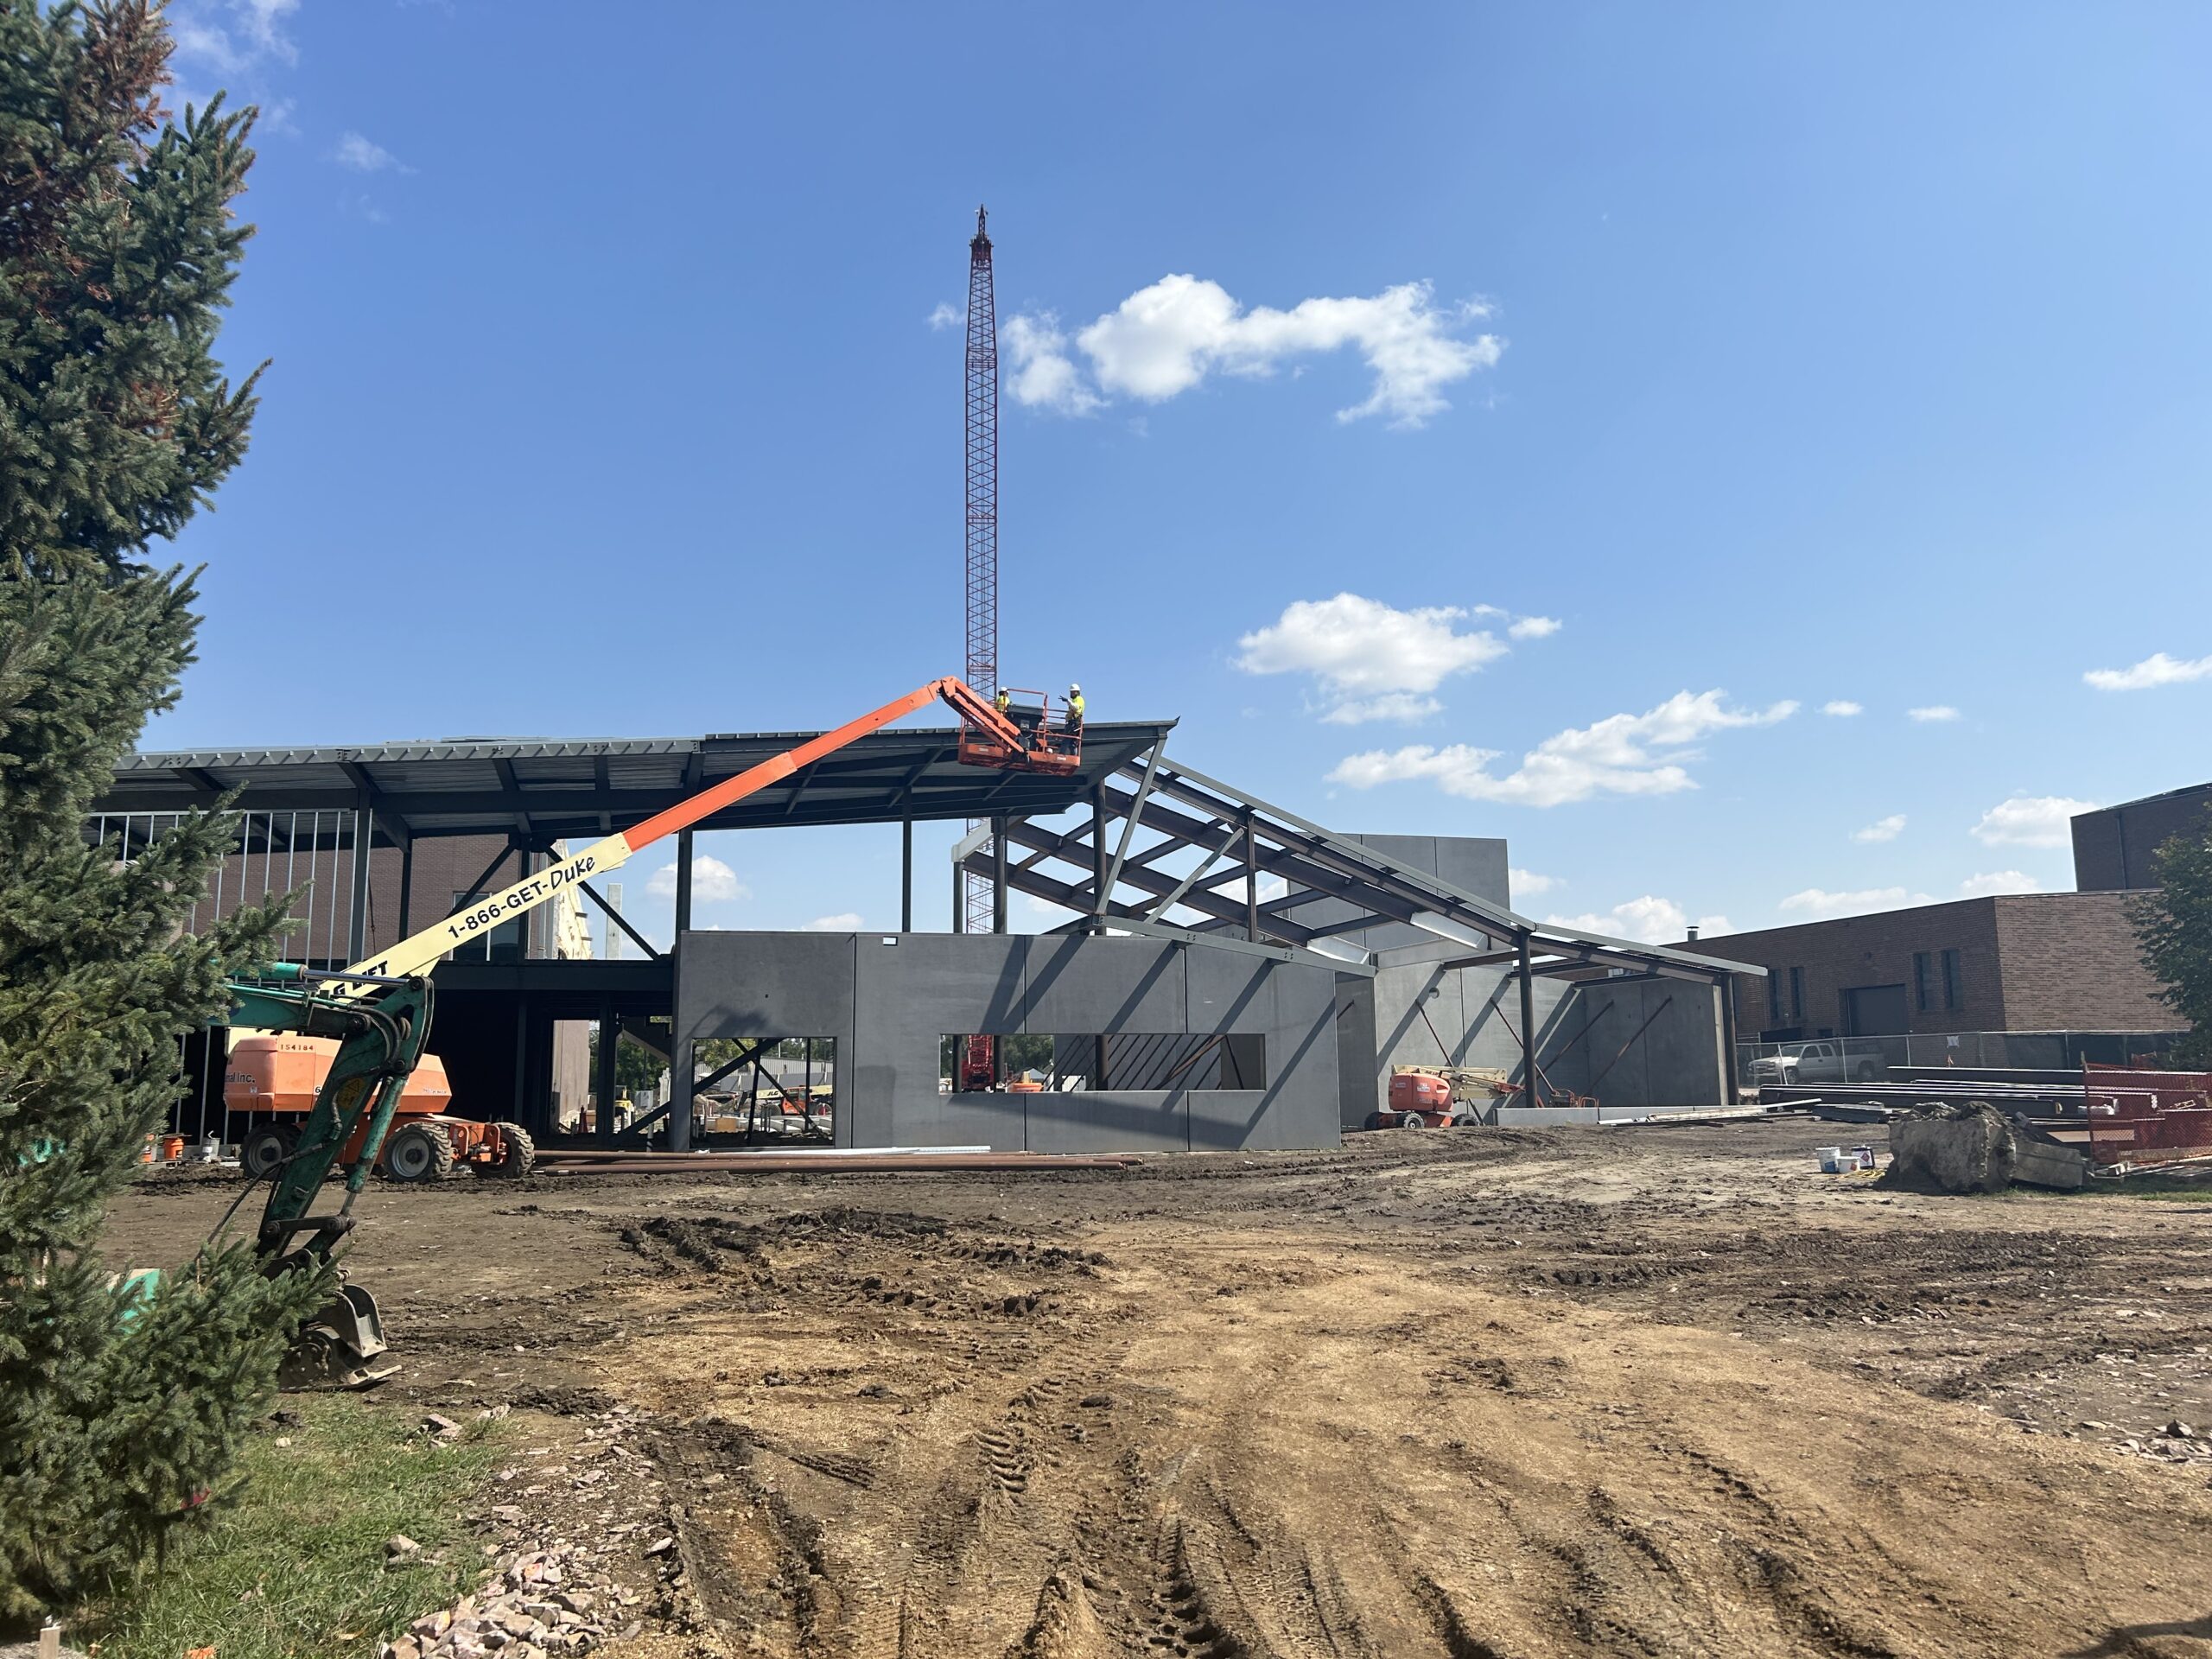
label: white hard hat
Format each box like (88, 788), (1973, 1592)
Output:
(1070, 682), (1081, 692)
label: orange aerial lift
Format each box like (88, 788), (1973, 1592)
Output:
(237, 679), (1076, 1179)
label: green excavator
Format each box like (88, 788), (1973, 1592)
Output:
(224, 962), (434, 1389)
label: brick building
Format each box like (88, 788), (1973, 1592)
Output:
(2072, 782), (2212, 893)
(1688, 892), (2171, 1041)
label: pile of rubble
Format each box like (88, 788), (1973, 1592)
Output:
(382, 1544), (652, 1659)
(382, 1402), (696, 1659)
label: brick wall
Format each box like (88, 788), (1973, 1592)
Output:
(1683, 893), (2176, 1038)
(1694, 899), (2004, 1039)
(2072, 785), (2212, 892)
(1990, 892), (2172, 1028)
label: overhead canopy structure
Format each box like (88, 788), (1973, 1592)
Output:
(97, 721), (1174, 845)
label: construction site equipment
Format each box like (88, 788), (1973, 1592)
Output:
(219, 963), (436, 1389)
(958, 1033), (997, 1093)
(192, 681), (1077, 1383)
(1368, 1067), (1491, 1128)
(339, 677), (1071, 993)
(224, 1036), (534, 1182)
(962, 206), (1001, 938)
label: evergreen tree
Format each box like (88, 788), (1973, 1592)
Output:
(0, 1), (322, 1621)
(2133, 807), (2212, 1068)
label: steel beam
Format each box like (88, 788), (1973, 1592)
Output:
(1099, 740), (1165, 917)
(579, 879), (662, 960)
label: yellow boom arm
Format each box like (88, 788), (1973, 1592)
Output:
(337, 677), (1023, 991)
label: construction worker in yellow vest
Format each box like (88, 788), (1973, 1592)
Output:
(995, 685), (1012, 720)
(1066, 683), (1085, 732)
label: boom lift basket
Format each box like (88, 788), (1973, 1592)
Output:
(958, 686), (1082, 776)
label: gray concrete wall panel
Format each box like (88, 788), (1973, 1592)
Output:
(678, 929), (1344, 1155)
(1027, 1090), (1192, 1154)
(679, 931), (855, 1043)
(891, 1088), (1029, 1153)
(1026, 938), (1185, 1033)
(1571, 977), (1727, 1108)
(1184, 948), (1280, 1033)
(1335, 976), (1377, 1129)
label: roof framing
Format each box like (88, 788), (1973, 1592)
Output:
(957, 741), (1761, 985)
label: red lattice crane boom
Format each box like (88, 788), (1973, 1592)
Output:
(962, 207), (1000, 936)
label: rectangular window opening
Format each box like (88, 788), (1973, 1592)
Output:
(1913, 951), (1933, 1014)
(1788, 966), (1806, 1024)
(691, 1035), (836, 1142)
(941, 1033), (1266, 1093)
(1940, 949), (1963, 1012)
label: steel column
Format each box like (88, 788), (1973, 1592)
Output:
(1517, 935), (1539, 1107)
(1090, 788), (1109, 935)
(901, 817), (913, 932)
(992, 815), (1009, 934)
(1719, 975), (1740, 1105)
(668, 829), (696, 1152)
(396, 834), (414, 939)
(1244, 817), (1259, 941)
(594, 996), (619, 1146)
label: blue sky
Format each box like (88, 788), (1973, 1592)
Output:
(151, 2), (2212, 948)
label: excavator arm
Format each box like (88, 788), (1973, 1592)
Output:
(341, 676), (1060, 990)
(216, 963), (434, 1387)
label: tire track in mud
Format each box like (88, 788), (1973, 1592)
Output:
(1378, 1419), (1912, 1659)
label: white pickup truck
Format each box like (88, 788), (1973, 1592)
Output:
(1748, 1039), (1885, 1087)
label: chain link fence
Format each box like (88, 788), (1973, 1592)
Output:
(1737, 1029), (2186, 1088)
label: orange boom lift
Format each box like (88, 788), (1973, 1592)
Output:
(233, 678), (1076, 1180)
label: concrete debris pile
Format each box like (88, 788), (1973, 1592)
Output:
(382, 1548), (644, 1659)
(1885, 1101), (2087, 1194)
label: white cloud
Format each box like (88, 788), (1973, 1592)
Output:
(169, 0), (299, 75)
(237, 0), (300, 60)
(1907, 705), (1961, 722)
(926, 302), (962, 332)
(1319, 693), (1442, 726)
(1971, 795), (2099, 849)
(1236, 594), (1507, 721)
(1507, 615), (1560, 640)
(1509, 868), (1560, 897)
(1006, 275), (1500, 428)
(1778, 887), (1931, 918)
(1852, 814), (1906, 844)
(1328, 689), (1798, 808)
(1821, 700), (1863, 717)
(2083, 651), (2212, 692)
(645, 855), (747, 904)
(1546, 896), (1731, 944)
(1001, 312), (1102, 415)
(801, 912), (864, 931)
(1960, 870), (2041, 897)
(334, 131), (405, 174)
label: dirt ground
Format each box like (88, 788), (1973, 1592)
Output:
(108, 1120), (2212, 1659)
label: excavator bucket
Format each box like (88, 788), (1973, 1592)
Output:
(280, 1281), (397, 1391)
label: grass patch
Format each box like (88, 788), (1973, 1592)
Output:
(79, 1398), (504, 1659)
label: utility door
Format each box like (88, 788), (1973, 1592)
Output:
(1843, 982), (1909, 1036)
